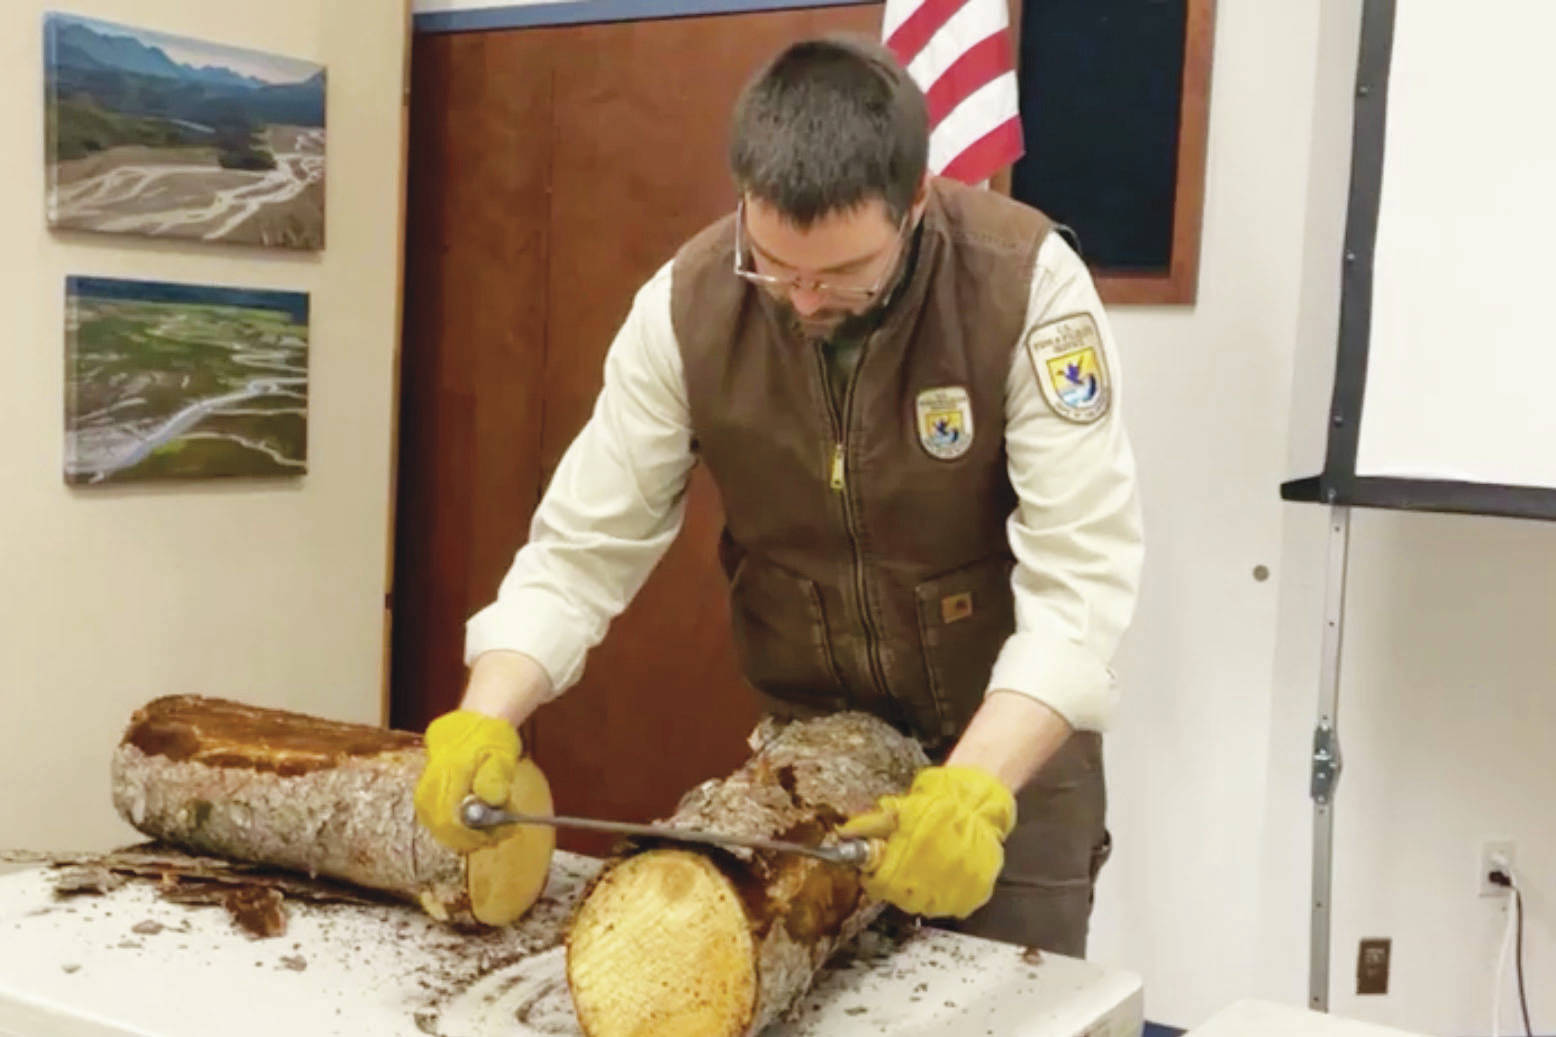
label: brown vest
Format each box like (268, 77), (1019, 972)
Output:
(671, 178), (1052, 745)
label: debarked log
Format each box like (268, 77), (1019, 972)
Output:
(110, 695), (553, 927)
(565, 711), (929, 1037)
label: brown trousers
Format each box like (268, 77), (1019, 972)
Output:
(758, 698), (1109, 957)
(941, 732), (1110, 957)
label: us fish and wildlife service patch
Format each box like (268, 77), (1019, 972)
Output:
(1026, 313), (1112, 424)
(915, 385), (975, 460)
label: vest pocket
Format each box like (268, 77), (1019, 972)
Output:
(914, 554), (1017, 734)
(728, 553), (848, 709)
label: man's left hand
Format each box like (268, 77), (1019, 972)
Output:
(838, 764), (1016, 918)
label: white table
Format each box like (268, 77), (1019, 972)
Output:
(0, 852), (1143, 1036)
(1186, 1000), (1429, 1036)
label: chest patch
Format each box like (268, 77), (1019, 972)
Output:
(915, 386), (975, 460)
(1026, 313), (1112, 424)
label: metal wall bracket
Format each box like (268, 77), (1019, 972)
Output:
(1310, 723), (1342, 804)
(1310, 504), (1354, 1011)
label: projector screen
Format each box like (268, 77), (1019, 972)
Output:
(1285, 0), (1556, 519)
(1358, 1), (1556, 486)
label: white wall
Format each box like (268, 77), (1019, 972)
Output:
(1093, 2), (1556, 1032)
(0, 1), (408, 854)
(1086, 0), (1320, 1023)
(1325, 508), (1556, 1031)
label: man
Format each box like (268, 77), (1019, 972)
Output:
(414, 33), (1142, 957)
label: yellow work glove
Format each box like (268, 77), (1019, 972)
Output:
(838, 764), (1016, 919)
(414, 709), (523, 854)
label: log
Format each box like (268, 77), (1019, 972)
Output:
(109, 695), (553, 927)
(565, 711), (929, 1037)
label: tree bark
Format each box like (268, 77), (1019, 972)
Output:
(565, 711), (929, 1037)
(109, 695), (552, 927)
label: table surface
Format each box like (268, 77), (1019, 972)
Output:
(1185, 1000), (1430, 1037)
(0, 852), (1143, 1037)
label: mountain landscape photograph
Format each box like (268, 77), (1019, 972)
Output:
(65, 276), (310, 485)
(44, 13), (327, 249)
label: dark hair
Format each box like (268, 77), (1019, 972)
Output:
(729, 34), (929, 227)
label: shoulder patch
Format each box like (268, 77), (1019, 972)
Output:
(1025, 313), (1112, 424)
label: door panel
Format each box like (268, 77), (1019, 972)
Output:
(395, 29), (559, 733)
(396, 5), (884, 853)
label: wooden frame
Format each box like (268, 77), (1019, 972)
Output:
(996, 0), (1215, 305)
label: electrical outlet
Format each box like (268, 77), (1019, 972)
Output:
(1357, 937), (1390, 995)
(1479, 840), (1515, 897)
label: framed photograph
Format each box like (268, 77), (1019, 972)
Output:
(44, 13), (326, 249)
(65, 276), (310, 485)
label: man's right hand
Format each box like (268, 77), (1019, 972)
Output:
(414, 709), (524, 853)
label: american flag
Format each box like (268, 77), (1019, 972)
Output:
(882, 0), (1025, 186)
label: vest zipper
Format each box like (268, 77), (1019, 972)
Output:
(814, 345), (892, 705)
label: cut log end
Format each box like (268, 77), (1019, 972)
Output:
(563, 712), (928, 1036)
(466, 757), (556, 926)
(568, 849), (757, 1037)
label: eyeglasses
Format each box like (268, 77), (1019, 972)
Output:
(732, 198), (910, 305)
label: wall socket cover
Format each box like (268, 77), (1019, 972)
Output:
(1479, 840), (1516, 897)
(1357, 937), (1391, 995)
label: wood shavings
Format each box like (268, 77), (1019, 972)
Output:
(51, 866), (125, 897)
(5, 843), (399, 938)
(223, 886), (286, 938)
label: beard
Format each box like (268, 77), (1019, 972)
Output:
(776, 298), (890, 344)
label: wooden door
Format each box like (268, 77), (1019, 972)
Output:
(395, 5), (883, 852)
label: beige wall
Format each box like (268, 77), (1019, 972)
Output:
(0, 1), (408, 853)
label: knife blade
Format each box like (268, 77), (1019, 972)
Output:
(457, 796), (876, 867)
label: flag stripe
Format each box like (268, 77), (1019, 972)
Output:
(939, 115), (1023, 185)
(923, 30), (1012, 129)
(884, 0), (1025, 185)
(884, 0), (965, 66)
(880, 0), (919, 42)
(903, 0), (1007, 90)
(927, 69), (1019, 173)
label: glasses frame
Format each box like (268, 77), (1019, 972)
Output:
(732, 198), (911, 305)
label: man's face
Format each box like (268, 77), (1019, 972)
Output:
(741, 196), (909, 342)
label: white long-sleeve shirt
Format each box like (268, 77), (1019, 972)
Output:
(466, 232), (1143, 732)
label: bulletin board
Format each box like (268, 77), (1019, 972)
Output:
(1007, 0), (1215, 305)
